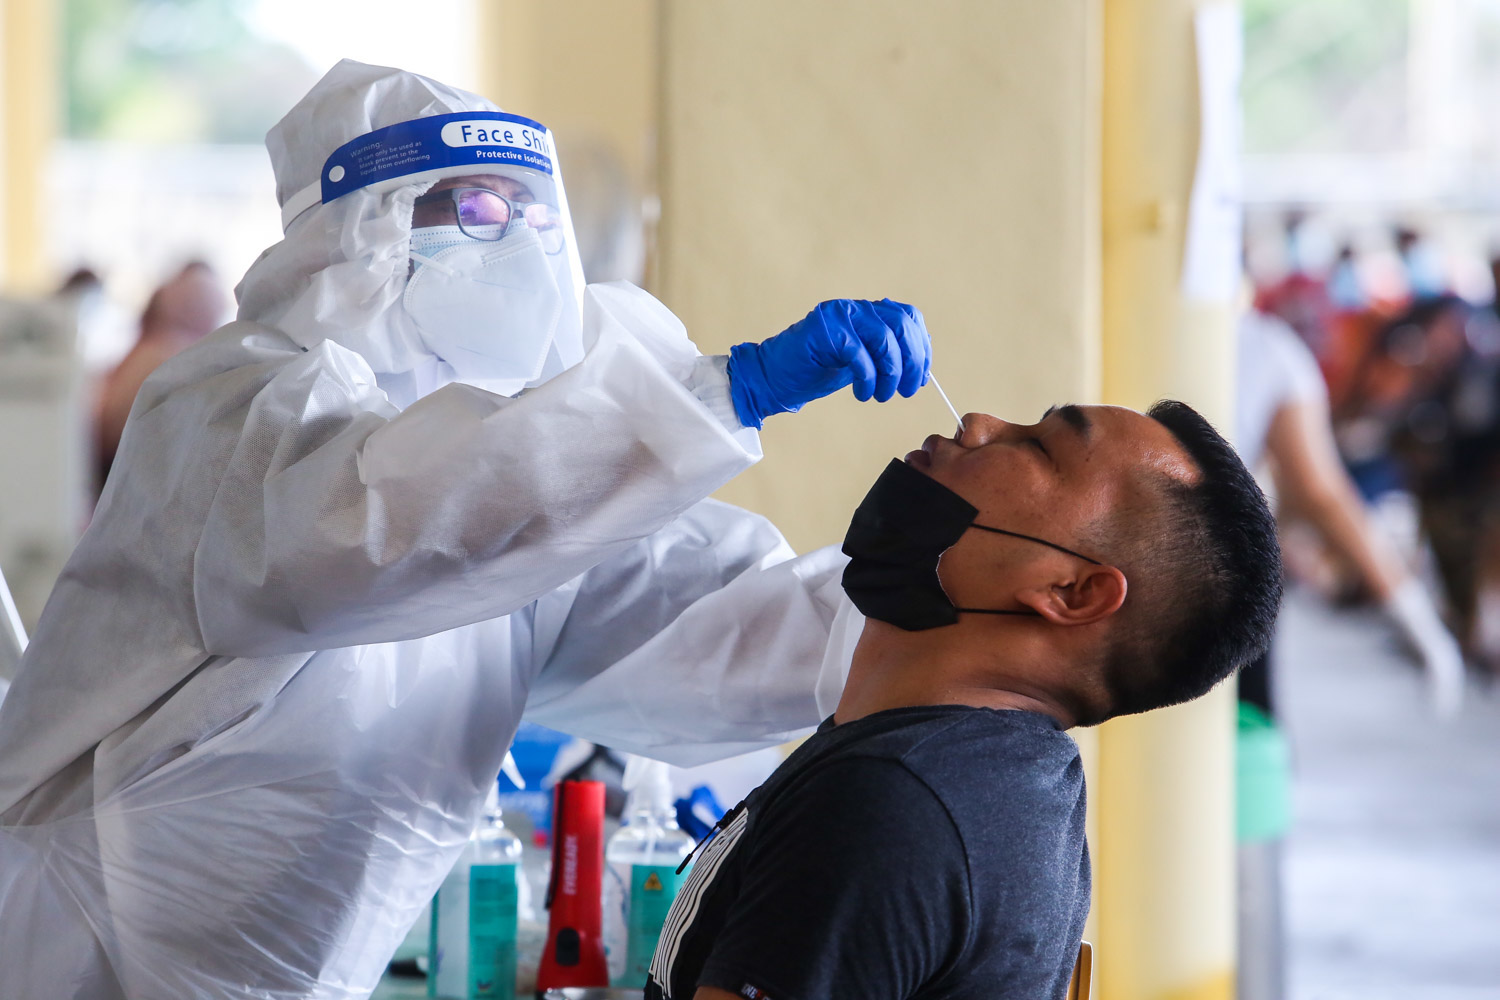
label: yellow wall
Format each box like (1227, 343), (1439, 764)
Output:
(478, 1), (659, 206)
(657, 0), (1102, 556)
(0, 0), (58, 293)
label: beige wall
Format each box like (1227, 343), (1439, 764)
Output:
(657, 0), (1102, 556)
(478, 1), (659, 207)
(0, 0), (59, 293)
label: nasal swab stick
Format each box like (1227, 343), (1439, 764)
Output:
(928, 372), (965, 433)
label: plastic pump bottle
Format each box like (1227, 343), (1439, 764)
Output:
(603, 757), (695, 986)
(430, 782), (524, 999)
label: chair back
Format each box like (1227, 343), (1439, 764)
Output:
(1067, 940), (1094, 1000)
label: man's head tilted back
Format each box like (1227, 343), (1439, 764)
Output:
(841, 400), (1282, 728)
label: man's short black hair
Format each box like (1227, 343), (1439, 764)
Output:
(1094, 400), (1282, 721)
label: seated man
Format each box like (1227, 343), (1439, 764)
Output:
(647, 400), (1282, 1000)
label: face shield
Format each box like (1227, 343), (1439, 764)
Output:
(279, 111), (587, 394)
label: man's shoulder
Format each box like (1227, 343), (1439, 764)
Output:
(903, 709), (1083, 819)
(753, 746), (949, 826)
(744, 730), (964, 862)
(764, 707), (1085, 838)
(837, 707), (1083, 786)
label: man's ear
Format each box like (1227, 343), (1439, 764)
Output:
(1015, 564), (1127, 626)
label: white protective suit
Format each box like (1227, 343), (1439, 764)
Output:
(0, 60), (861, 999)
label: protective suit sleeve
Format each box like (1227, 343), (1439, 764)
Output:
(522, 506), (862, 766)
(687, 354), (746, 435)
(190, 284), (762, 656)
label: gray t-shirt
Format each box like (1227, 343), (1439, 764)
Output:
(646, 704), (1091, 1000)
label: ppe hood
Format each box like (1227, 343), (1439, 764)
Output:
(237, 59), (586, 390)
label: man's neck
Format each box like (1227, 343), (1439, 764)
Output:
(834, 619), (1079, 728)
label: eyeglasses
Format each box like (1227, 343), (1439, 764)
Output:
(412, 186), (565, 254)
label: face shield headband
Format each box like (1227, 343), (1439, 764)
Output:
(841, 458), (1106, 631)
(278, 111), (585, 304)
(280, 110), (565, 231)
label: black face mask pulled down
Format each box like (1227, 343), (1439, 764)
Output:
(840, 458), (1102, 631)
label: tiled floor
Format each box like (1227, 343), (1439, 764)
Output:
(1277, 587), (1500, 999)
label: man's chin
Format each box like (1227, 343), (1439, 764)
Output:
(903, 449), (932, 470)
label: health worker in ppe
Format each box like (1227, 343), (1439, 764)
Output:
(0, 60), (925, 1000)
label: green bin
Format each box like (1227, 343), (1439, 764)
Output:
(1236, 703), (1292, 843)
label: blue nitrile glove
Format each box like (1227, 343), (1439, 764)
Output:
(726, 298), (931, 429)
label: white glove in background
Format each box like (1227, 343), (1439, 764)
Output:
(1384, 577), (1465, 718)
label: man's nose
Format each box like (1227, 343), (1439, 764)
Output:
(956, 412), (1009, 447)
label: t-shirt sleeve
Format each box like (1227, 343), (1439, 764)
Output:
(1263, 315), (1328, 408)
(1235, 311), (1330, 469)
(696, 757), (971, 1000)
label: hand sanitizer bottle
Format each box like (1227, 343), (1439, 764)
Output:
(430, 781), (524, 999)
(603, 757), (695, 987)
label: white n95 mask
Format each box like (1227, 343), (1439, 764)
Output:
(404, 225), (563, 386)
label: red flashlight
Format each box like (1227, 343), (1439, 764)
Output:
(535, 779), (609, 990)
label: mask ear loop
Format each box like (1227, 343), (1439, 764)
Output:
(954, 607), (1042, 617)
(952, 525), (1106, 617)
(967, 525), (1103, 565)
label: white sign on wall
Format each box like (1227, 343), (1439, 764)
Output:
(1181, 2), (1244, 303)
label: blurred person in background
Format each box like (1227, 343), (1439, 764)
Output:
(1233, 285), (1466, 1000)
(93, 262), (230, 488)
(54, 266), (104, 313)
(1387, 295), (1500, 676)
(1320, 306), (1394, 448)
(1254, 210), (1336, 359)
(53, 266), (136, 375)
(1237, 307), (1465, 716)
(1329, 293), (1500, 677)
(1326, 243), (1368, 314)
(1394, 225), (1449, 302)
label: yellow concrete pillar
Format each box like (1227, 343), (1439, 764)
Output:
(0, 0), (59, 293)
(1097, 1), (1239, 998)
